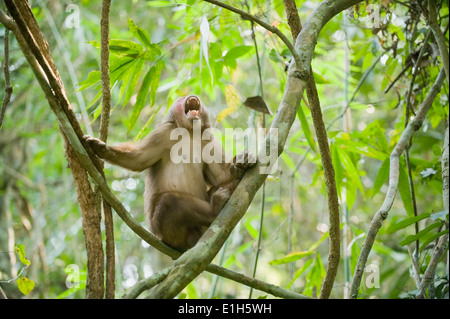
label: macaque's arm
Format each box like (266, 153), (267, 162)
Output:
(84, 123), (174, 172)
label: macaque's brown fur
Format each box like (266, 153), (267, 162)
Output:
(85, 95), (254, 251)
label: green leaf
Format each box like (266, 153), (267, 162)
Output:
(419, 230), (449, 251)
(387, 212), (430, 233)
(146, 1), (174, 7)
(269, 232), (328, 265)
(304, 253), (325, 296)
(287, 259), (314, 288)
(245, 219), (258, 239)
(129, 66), (155, 132)
(336, 146), (365, 195)
(312, 71), (330, 84)
(398, 160), (414, 216)
(224, 45), (253, 68)
(109, 39), (143, 55)
(77, 70), (101, 91)
(15, 244), (31, 266)
(128, 18), (152, 49)
(399, 222), (441, 246)
(149, 61), (163, 107)
(269, 250), (314, 265)
(297, 104), (316, 153)
(135, 103), (163, 141)
(17, 277), (35, 295)
(336, 137), (388, 161)
(372, 158), (390, 197)
(331, 145), (343, 198)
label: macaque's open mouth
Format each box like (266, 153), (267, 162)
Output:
(184, 95), (201, 118)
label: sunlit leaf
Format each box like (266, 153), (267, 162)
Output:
(225, 85), (240, 109)
(109, 39), (143, 55)
(269, 250), (314, 265)
(129, 66), (155, 132)
(17, 277), (35, 295)
(128, 18), (152, 49)
(387, 212), (430, 233)
(399, 222), (441, 246)
(15, 244), (30, 266)
(398, 160), (414, 216)
(297, 104), (316, 153)
(419, 230), (449, 251)
(372, 158), (389, 197)
(224, 45), (253, 69)
(287, 259), (314, 289)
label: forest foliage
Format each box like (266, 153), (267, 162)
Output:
(0, 0), (449, 299)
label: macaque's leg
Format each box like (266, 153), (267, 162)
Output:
(151, 191), (228, 250)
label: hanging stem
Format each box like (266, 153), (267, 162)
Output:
(246, 1), (267, 296)
(99, 0), (115, 299)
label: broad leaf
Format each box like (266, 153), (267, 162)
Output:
(17, 277), (35, 295)
(399, 222), (441, 246)
(387, 212), (430, 233)
(297, 104), (316, 153)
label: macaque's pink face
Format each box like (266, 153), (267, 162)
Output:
(171, 95), (210, 130)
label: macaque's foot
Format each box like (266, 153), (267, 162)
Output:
(211, 187), (231, 213)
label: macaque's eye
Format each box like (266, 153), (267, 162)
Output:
(184, 95), (201, 118)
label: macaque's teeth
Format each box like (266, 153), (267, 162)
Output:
(187, 110), (199, 117)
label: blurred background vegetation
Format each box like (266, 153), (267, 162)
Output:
(0, 0), (448, 299)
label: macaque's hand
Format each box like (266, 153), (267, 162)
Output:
(83, 135), (107, 156)
(230, 150), (256, 179)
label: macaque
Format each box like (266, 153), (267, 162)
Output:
(84, 95), (255, 251)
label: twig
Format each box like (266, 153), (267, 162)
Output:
(0, 286), (7, 299)
(384, 60), (413, 94)
(407, 245), (421, 288)
(245, 0), (266, 298)
(350, 68), (446, 298)
(1, 28), (13, 129)
(122, 267), (171, 299)
(202, 0), (302, 70)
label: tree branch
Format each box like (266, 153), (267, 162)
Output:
(350, 68), (447, 298)
(122, 267), (171, 299)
